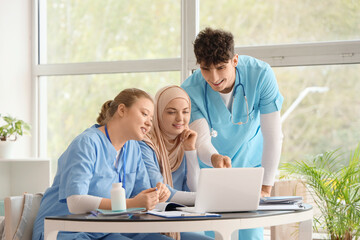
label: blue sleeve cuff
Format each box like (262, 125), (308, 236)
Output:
(260, 93), (284, 114)
(167, 185), (177, 200)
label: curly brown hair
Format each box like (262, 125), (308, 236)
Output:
(193, 27), (235, 67)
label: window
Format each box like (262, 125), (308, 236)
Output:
(275, 64), (360, 163)
(36, 0), (182, 177)
(200, 0), (360, 46)
(199, 0), (360, 162)
(35, 0), (360, 178)
(40, 0), (180, 64)
(41, 72), (179, 176)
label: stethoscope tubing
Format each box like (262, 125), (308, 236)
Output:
(205, 67), (248, 138)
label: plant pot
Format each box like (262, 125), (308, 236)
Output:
(0, 140), (15, 159)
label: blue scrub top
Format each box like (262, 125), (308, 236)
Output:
(32, 125), (152, 240)
(181, 55), (283, 169)
(138, 141), (190, 199)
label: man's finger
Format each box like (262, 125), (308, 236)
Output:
(225, 158), (232, 168)
(215, 160), (224, 168)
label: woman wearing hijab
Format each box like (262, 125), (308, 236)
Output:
(33, 88), (172, 240)
(139, 85), (212, 240)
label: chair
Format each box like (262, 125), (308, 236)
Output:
(270, 180), (309, 240)
(4, 193), (43, 240)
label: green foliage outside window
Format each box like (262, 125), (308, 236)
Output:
(42, 0), (360, 177)
(200, 0), (360, 165)
(44, 0), (180, 63)
(200, 0), (360, 45)
(44, 72), (179, 176)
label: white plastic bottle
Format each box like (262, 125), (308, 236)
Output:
(111, 182), (126, 211)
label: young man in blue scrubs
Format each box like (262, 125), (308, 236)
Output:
(181, 28), (284, 240)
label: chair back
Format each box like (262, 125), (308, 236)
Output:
(4, 193), (43, 240)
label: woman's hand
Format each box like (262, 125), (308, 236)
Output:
(180, 128), (197, 151)
(129, 187), (159, 210)
(156, 182), (171, 203)
(261, 185), (272, 197)
(211, 153), (232, 168)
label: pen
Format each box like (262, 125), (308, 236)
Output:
(181, 213), (206, 217)
(90, 210), (99, 217)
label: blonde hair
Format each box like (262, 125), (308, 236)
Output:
(96, 88), (153, 125)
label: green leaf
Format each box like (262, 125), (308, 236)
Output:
(281, 144), (360, 238)
(0, 114), (31, 140)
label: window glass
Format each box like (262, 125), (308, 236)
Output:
(42, 72), (180, 176)
(200, 0), (360, 46)
(275, 64), (360, 163)
(41, 0), (180, 63)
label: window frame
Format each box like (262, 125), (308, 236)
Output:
(32, 0), (360, 157)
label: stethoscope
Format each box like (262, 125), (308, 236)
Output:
(105, 125), (126, 190)
(205, 67), (249, 138)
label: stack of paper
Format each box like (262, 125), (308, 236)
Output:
(147, 210), (221, 218)
(94, 207), (146, 216)
(258, 196), (305, 210)
(147, 202), (221, 218)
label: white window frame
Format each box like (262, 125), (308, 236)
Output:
(32, 0), (360, 157)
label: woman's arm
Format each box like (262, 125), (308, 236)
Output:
(67, 195), (102, 214)
(138, 141), (166, 187)
(170, 191), (196, 205)
(67, 187), (164, 213)
(139, 141), (177, 199)
(184, 150), (200, 192)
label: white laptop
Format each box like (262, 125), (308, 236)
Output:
(180, 167), (264, 213)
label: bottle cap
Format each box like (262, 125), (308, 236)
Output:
(112, 182), (122, 188)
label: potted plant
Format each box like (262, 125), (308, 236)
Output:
(0, 114), (31, 158)
(281, 144), (360, 240)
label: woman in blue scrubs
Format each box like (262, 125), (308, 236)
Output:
(32, 88), (172, 240)
(181, 28), (284, 240)
(139, 85), (212, 240)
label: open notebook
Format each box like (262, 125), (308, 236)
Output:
(147, 202), (221, 218)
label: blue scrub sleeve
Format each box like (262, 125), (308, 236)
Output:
(189, 97), (205, 123)
(139, 141), (164, 187)
(139, 141), (177, 198)
(129, 145), (152, 198)
(58, 137), (96, 202)
(259, 66), (284, 114)
(181, 79), (206, 124)
(182, 156), (190, 192)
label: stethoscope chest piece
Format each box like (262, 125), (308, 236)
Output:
(210, 128), (218, 138)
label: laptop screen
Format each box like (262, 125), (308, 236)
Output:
(195, 168), (264, 212)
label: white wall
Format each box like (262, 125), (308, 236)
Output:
(0, 0), (32, 157)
